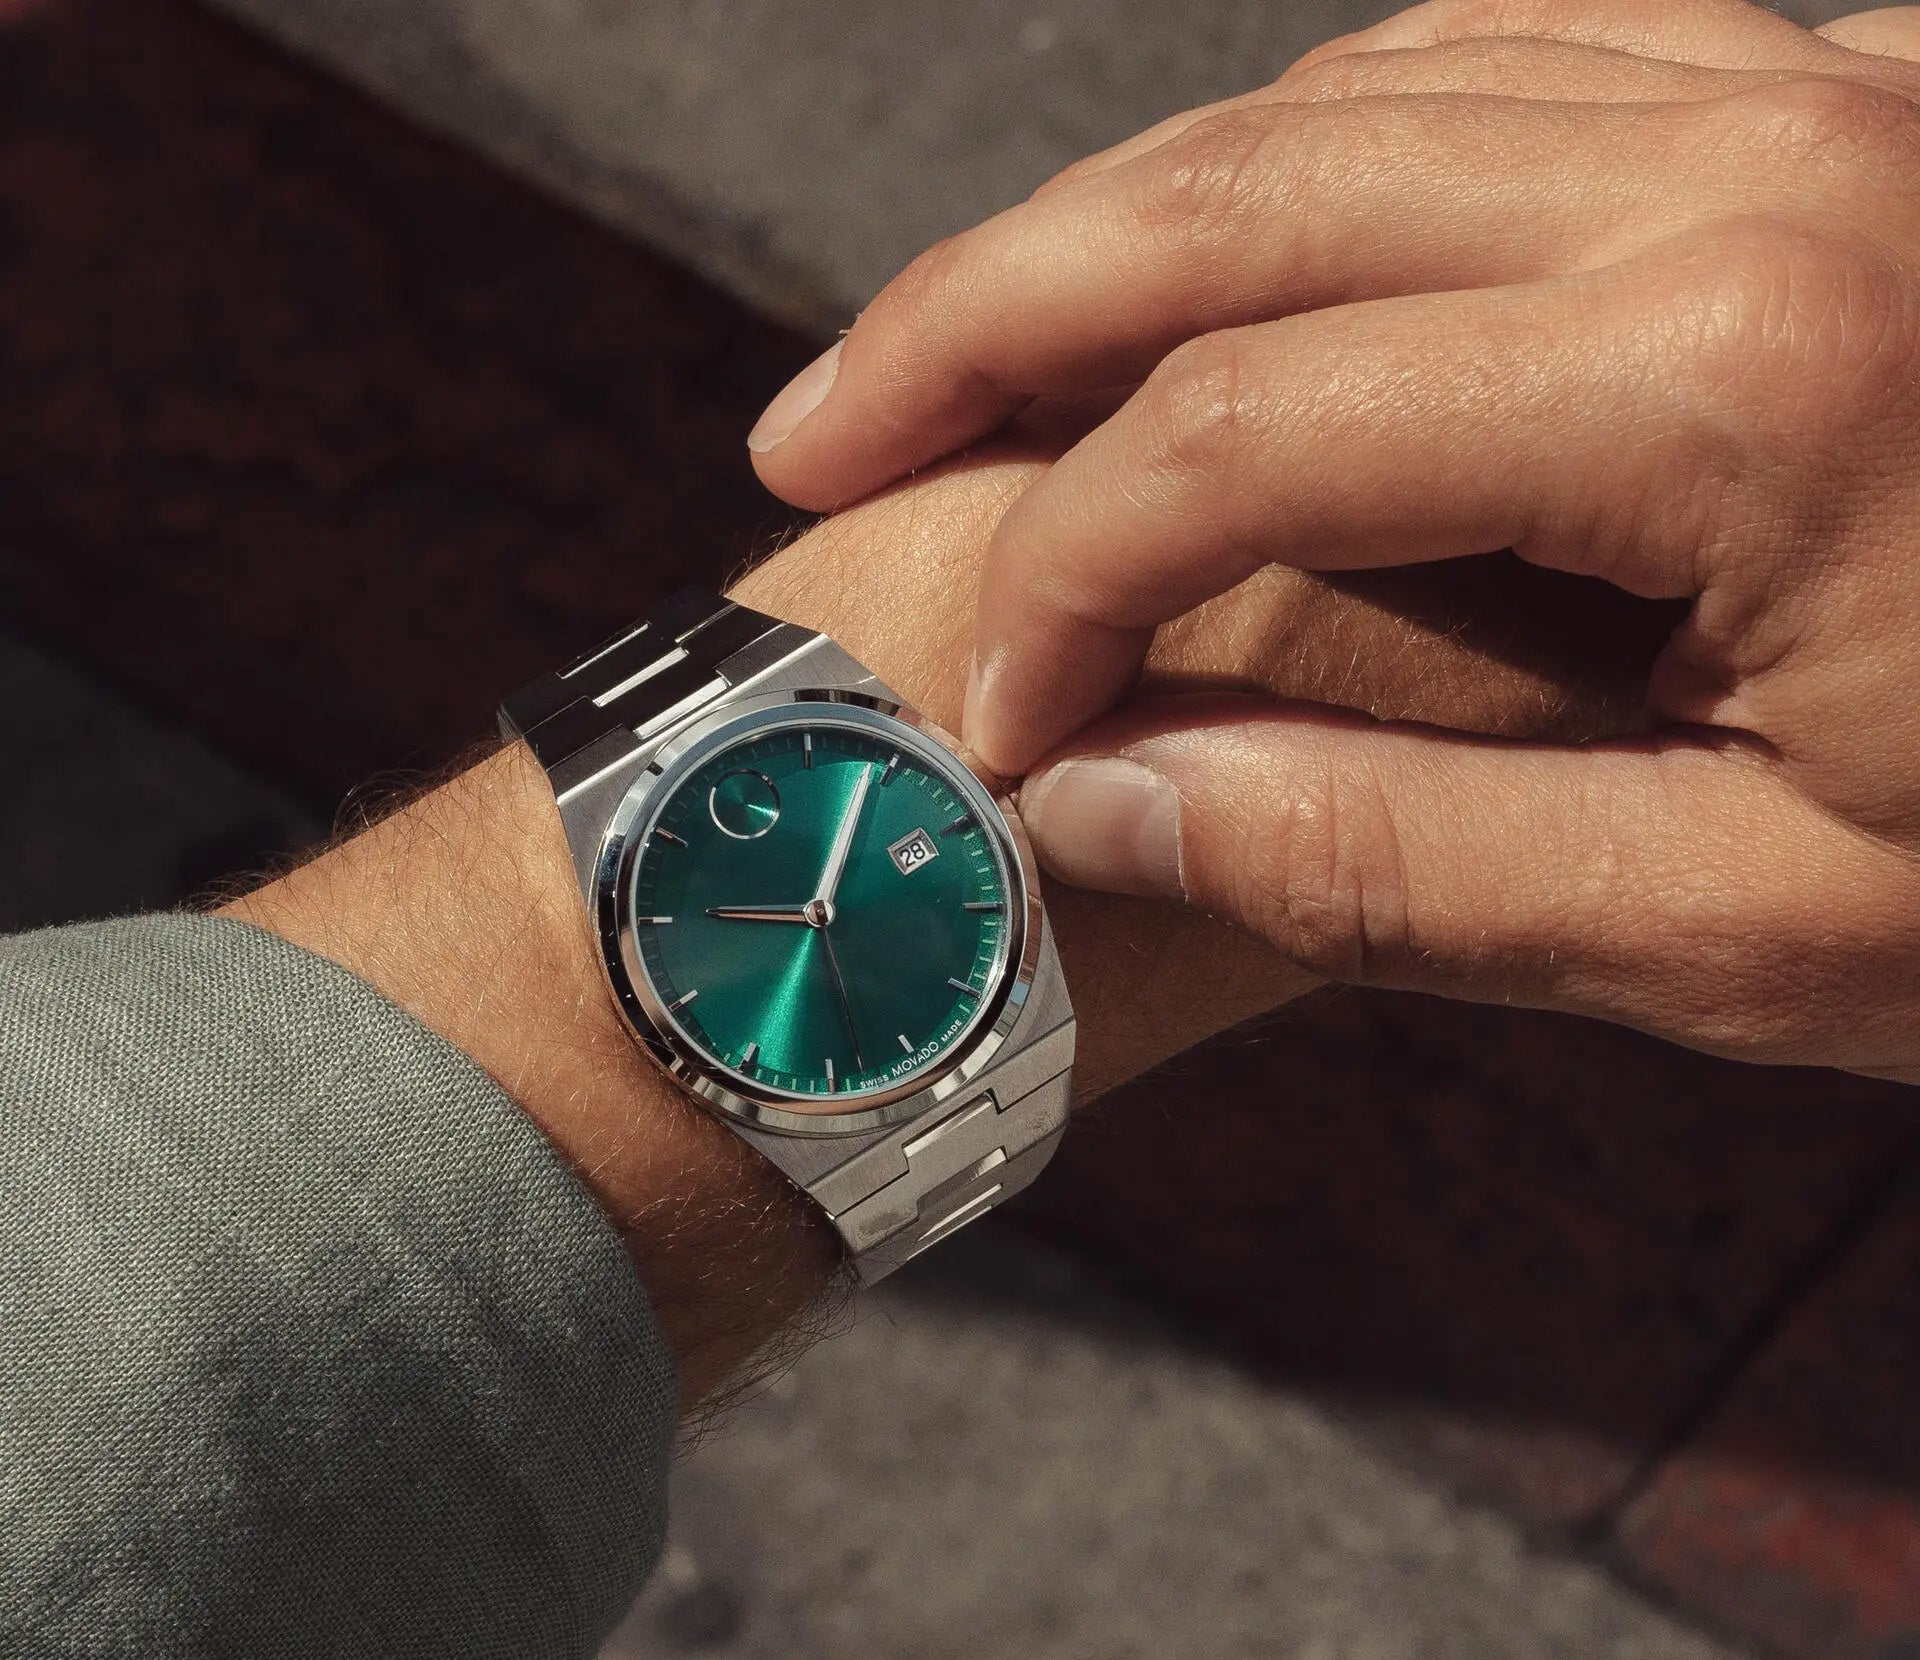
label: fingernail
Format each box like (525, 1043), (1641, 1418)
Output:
(961, 653), (985, 750)
(1019, 757), (1184, 901)
(748, 340), (843, 454)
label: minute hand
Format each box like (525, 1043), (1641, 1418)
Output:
(705, 905), (811, 924)
(814, 764), (874, 908)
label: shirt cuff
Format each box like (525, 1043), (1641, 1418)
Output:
(0, 912), (673, 1658)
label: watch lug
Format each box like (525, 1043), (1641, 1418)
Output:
(727, 630), (898, 707)
(550, 744), (651, 901)
(1016, 917), (1074, 1055)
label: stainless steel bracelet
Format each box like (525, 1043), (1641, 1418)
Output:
(791, 1023), (1073, 1283)
(500, 589), (807, 801)
(502, 589), (1074, 1283)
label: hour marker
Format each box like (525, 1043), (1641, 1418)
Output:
(666, 988), (699, 1014)
(939, 814), (972, 837)
(898, 1033), (913, 1054)
(803, 732), (814, 769)
(962, 900), (1002, 912)
(655, 827), (688, 847)
(636, 916), (674, 926)
(880, 752), (901, 786)
(948, 978), (979, 998)
(825, 1058), (837, 1090)
(740, 1042), (759, 1070)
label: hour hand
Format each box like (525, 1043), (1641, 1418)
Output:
(705, 904), (811, 924)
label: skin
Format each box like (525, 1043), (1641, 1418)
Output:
(224, 433), (1647, 1410)
(751, 0), (1920, 1084)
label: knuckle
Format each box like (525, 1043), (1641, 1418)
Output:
(1238, 751), (1414, 982)
(1014, 537), (1119, 635)
(1136, 95), (1449, 260)
(1712, 75), (1920, 172)
(1681, 222), (1833, 385)
(1282, 35), (1526, 100)
(1144, 332), (1279, 483)
(1400, 0), (1780, 48)
(1641, 888), (1803, 1061)
(1135, 108), (1292, 247)
(1642, 795), (1920, 1066)
(1669, 921), (1874, 1066)
(1373, 0), (1496, 40)
(1670, 215), (1920, 437)
(1677, 990), (1805, 1064)
(1281, 28), (1385, 80)
(1276, 48), (1403, 103)
(871, 235), (965, 331)
(1033, 153), (1099, 197)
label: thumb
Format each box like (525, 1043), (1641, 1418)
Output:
(1015, 695), (1873, 1060)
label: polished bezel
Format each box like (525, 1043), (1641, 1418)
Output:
(592, 691), (1044, 1138)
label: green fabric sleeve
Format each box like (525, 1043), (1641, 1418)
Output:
(0, 913), (675, 1659)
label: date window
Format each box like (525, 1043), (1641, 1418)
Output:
(887, 827), (940, 877)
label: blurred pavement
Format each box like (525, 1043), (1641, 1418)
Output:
(607, 1229), (1747, 1660)
(206, 0), (1860, 330)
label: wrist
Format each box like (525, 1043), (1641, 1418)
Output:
(728, 446), (1328, 1094)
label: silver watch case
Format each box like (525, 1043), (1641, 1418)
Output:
(542, 632), (1074, 1183)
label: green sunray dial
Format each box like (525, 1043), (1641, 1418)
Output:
(629, 709), (1016, 1102)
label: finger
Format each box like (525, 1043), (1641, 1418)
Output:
(1016, 695), (1920, 1069)
(1042, 37), (1763, 197)
(750, 92), (1715, 511)
(1053, 26), (1920, 200)
(1302, 0), (1832, 73)
(1075, 0), (1835, 203)
(1818, 6), (1920, 60)
(963, 253), (1744, 776)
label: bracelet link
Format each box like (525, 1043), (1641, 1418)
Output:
(501, 589), (791, 785)
(831, 1068), (1073, 1283)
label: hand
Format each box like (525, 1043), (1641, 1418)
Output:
(706, 904), (812, 924)
(752, 0), (1920, 1082)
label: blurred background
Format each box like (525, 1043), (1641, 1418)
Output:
(3, 1), (1917, 1656)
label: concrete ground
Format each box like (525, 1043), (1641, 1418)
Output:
(609, 1230), (1752, 1660)
(207, 0), (1862, 332)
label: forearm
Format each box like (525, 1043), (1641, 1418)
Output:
(226, 439), (1647, 1406)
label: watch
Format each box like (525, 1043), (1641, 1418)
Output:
(500, 589), (1076, 1282)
